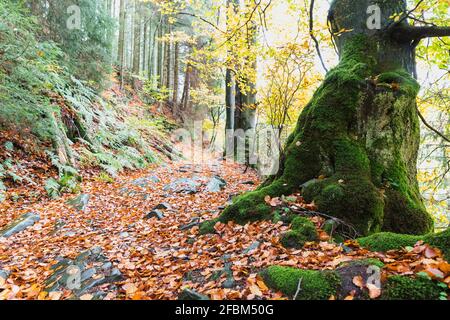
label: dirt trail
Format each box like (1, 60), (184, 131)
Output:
(2, 155), (445, 300)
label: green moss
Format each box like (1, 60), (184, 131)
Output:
(198, 219), (219, 235)
(357, 229), (450, 261)
(425, 228), (450, 261)
(357, 232), (420, 252)
(382, 275), (443, 300)
(280, 216), (318, 249)
(376, 70), (420, 96)
(260, 266), (340, 300)
(338, 258), (385, 269)
(383, 189), (434, 235)
(303, 175), (384, 235)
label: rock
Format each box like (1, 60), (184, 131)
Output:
(44, 247), (124, 300)
(0, 212), (40, 238)
(183, 269), (206, 283)
(67, 194), (90, 212)
(119, 232), (129, 238)
(205, 176), (227, 192)
(226, 193), (239, 205)
(131, 176), (160, 187)
(223, 278), (236, 289)
(81, 268), (97, 282)
(0, 269), (10, 280)
(154, 202), (172, 210)
(179, 218), (201, 231)
(64, 231), (77, 237)
(163, 177), (203, 194)
(102, 262), (112, 271)
(178, 289), (209, 300)
(243, 241), (261, 254)
(220, 255), (236, 289)
(145, 209), (164, 220)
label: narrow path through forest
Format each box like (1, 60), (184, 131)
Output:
(0, 148), (448, 300)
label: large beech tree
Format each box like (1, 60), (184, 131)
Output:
(208, 0), (450, 236)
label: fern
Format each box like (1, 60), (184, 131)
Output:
(45, 178), (61, 199)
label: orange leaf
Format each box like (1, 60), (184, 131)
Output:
(366, 283), (381, 299)
(256, 280), (269, 291)
(249, 284), (263, 296)
(424, 246), (438, 259)
(48, 291), (63, 300)
(352, 276), (364, 289)
(425, 268), (445, 279)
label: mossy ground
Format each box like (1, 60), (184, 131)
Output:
(381, 275), (443, 300)
(260, 266), (340, 300)
(280, 216), (318, 249)
(358, 228), (450, 261)
(261, 262), (446, 300)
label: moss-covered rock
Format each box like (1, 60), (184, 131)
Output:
(381, 275), (443, 300)
(260, 266), (340, 300)
(198, 219), (219, 235)
(261, 261), (447, 300)
(357, 232), (420, 252)
(357, 228), (450, 261)
(338, 258), (385, 269)
(280, 216), (318, 249)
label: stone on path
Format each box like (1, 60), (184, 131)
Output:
(243, 241), (261, 254)
(205, 176), (227, 193)
(0, 212), (40, 238)
(154, 202), (172, 210)
(178, 289), (209, 300)
(0, 269), (10, 280)
(44, 246), (123, 300)
(145, 209), (165, 220)
(131, 175), (160, 187)
(67, 194), (90, 212)
(163, 177), (203, 195)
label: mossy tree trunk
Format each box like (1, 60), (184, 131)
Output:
(217, 0), (450, 236)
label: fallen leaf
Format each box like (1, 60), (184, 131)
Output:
(352, 276), (364, 289)
(366, 283), (381, 299)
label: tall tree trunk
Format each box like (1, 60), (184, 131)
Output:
(143, 17), (148, 74)
(157, 13), (164, 88)
(225, 70), (236, 131)
(181, 63), (191, 112)
(173, 41), (179, 106)
(224, 0), (239, 134)
(118, 0), (126, 89)
(219, 0), (447, 236)
(163, 19), (172, 90)
(132, 0), (141, 76)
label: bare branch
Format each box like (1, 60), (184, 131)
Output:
(417, 108), (450, 143)
(309, 0), (328, 73)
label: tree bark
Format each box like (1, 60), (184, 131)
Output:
(117, 0), (126, 89)
(132, 0), (141, 76)
(173, 41), (179, 105)
(225, 69), (236, 131)
(220, 0), (441, 236)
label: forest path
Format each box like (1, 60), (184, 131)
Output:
(0, 154), (447, 300)
(0, 155), (285, 299)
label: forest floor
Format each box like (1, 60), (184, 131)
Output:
(1, 144), (450, 300)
